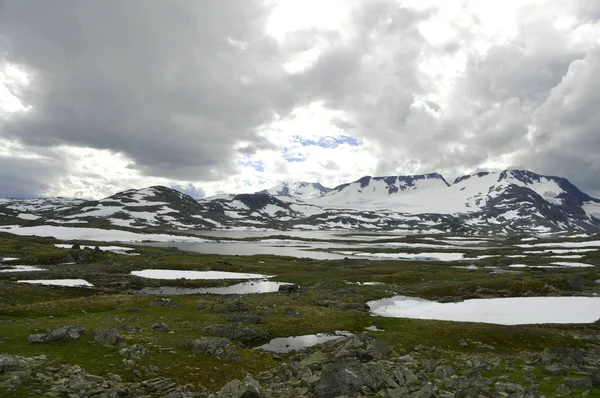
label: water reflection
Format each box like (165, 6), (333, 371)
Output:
(135, 280), (292, 295)
(254, 331), (352, 353)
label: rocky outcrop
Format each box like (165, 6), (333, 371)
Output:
(189, 337), (239, 360)
(93, 327), (123, 347)
(28, 326), (84, 344)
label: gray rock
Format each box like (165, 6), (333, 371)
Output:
(278, 284), (300, 294)
(93, 327), (123, 347)
(151, 322), (171, 333)
(28, 326), (84, 344)
(189, 337), (239, 360)
(216, 375), (262, 398)
(543, 365), (566, 376)
(541, 347), (586, 366)
(204, 324), (269, 341)
(283, 307), (299, 316)
(567, 275), (585, 291)
(119, 325), (142, 334)
(495, 381), (525, 394)
(0, 355), (21, 373)
(556, 384), (570, 395)
(337, 302), (370, 312)
(313, 360), (385, 398)
(324, 334), (391, 362)
(300, 350), (327, 370)
(590, 368), (600, 386)
(564, 378), (592, 389)
(434, 364), (456, 380)
(211, 301), (249, 313)
(414, 384), (437, 398)
(119, 344), (150, 359)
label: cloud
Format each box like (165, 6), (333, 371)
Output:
(1, 0), (600, 199)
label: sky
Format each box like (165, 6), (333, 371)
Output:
(0, 0), (599, 199)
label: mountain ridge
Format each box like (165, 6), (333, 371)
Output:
(1, 169), (599, 234)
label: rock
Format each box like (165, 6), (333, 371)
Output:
(324, 334), (391, 362)
(590, 368), (600, 386)
(543, 365), (566, 376)
(151, 322), (171, 333)
(316, 300), (336, 307)
(434, 364), (456, 380)
(28, 326), (84, 344)
(414, 384), (437, 398)
(541, 347), (586, 366)
(300, 351), (327, 370)
(564, 378), (592, 389)
(556, 384), (571, 395)
(313, 360), (386, 398)
(0, 355), (21, 373)
(283, 307), (299, 317)
(204, 324), (269, 341)
(119, 344), (150, 359)
(93, 327), (123, 347)
(216, 375), (262, 398)
(189, 337), (239, 360)
(149, 298), (181, 308)
(495, 382), (525, 394)
(278, 284), (300, 293)
(119, 325), (142, 334)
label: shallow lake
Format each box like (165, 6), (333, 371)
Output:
(253, 331), (352, 353)
(368, 295), (600, 325)
(135, 280), (292, 295)
(131, 270), (272, 280)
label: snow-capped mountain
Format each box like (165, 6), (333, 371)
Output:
(1, 170), (599, 234)
(261, 182), (331, 199)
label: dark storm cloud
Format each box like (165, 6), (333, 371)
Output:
(0, 155), (64, 198)
(0, 0), (294, 181)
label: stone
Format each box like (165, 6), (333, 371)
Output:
(216, 375), (262, 398)
(564, 378), (592, 389)
(93, 327), (123, 347)
(278, 284), (300, 294)
(337, 303), (370, 312)
(556, 384), (571, 395)
(434, 364), (456, 380)
(325, 334), (392, 362)
(495, 382), (525, 394)
(28, 326), (84, 344)
(151, 322), (171, 333)
(543, 365), (566, 376)
(224, 313), (263, 324)
(0, 355), (21, 373)
(204, 324), (269, 341)
(189, 337), (239, 360)
(283, 307), (299, 316)
(119, 325), (142, 334)
(567, 275), (585, 291)
(119, 344), (150, 359)
(313, 360), (386, 398)
(541, 348), (586, 366)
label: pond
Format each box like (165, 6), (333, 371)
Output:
(367, 295), (600, 325)
(135, 280), (292, 295)
(130, 269), (272, 280)
(253, 331), (353, 353)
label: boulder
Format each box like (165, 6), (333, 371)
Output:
(313, 360), (386, 398)
(216, 375), (262, 398)
(278, 284), (300, 294)
(542, 365), (566, 376)
(119, 344), (150, 359)
(151, 322), (171, 333)
(324, 334), (391, 362)
(28, 326), (84, 344)
(541, 347), (586, 366)
(0, 355), (21, 373)
(93, 327), (123, 347)
(189, 337), (239, 360)
(204, 324), (269, 341)
(564, 378), (592, 389)
(283, 307), (299, 317)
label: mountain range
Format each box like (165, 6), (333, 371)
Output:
(1, 169), (599, 234)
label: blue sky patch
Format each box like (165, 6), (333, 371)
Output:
(240, 159), (265, 172)
(293, 134), (361, 149)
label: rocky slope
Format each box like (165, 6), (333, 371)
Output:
(0, 170), (599, 234)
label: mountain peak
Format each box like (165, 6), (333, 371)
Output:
(263, 181), (331, 199)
